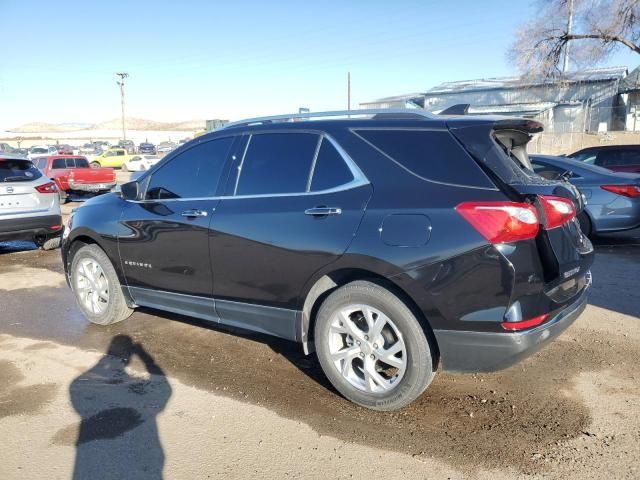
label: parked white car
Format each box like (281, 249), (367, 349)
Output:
(27, 145), (58, 160)
(122, 154), (162, 172)
(0, 154), (62, 250)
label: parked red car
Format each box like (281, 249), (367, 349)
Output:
(55, 144), (74, 155)
(32, 155), (116, 202)
(568, 145), (640, 173)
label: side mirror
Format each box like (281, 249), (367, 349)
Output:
(120, 181), (140, 201)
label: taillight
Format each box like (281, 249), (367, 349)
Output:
(501, 313), (549, 331)
(539, 195), (576, 230)
(456, 201), (539, 244)
(35, 182), (58, 194)
(601, 185), (640, 198)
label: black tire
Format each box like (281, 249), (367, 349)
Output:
(58, 190), (68, 204)
(90, 161), (100, 168)
(577, 211), (592, 238)
(314, 280), (433, 411)
(70, 244), (133, 325)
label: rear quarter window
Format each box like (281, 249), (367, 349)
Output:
(354, 129), (493, 188)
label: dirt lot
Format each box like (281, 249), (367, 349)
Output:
(0, 214), (638, 479)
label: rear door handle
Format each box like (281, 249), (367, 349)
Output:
(181, 209), (208, 218)
(304, 207), (342, 216)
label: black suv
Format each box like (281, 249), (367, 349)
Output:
(62, 109), (594, 410)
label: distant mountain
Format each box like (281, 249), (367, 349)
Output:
(10, 118), (205, 133)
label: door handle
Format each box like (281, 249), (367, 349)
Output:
(304, 207), (342, 216)
(181, 209), (208, 218)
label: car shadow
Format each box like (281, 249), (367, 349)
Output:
(68, 334), (171, 480)
(588, 231), (640, 318)
(0, 240), (39, 255)
(135, 306), (336, 393)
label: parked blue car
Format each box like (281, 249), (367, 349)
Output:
(531, 155), (640, 236)
(138, 142), (156, 154)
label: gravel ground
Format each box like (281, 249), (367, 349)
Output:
(0, 220), (638, 479)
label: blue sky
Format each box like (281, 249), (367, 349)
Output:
(1, 0), (637, 129)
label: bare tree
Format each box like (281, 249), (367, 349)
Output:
(509, 0), (640, 77)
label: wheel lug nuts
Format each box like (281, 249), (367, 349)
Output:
(359, 353), (365, 358)
(373, 343), (378, 349)
(364, 335), (369, 341)
(356, 340), (361, 345)
(370, 354), (375, 359)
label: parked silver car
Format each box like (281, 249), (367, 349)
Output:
(0, 155), (62, 249)
(531, 155), (640, 237)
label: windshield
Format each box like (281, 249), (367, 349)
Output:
(30, 147), (48, 154)
(0, 159), (43, 182)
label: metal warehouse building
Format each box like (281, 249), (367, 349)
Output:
(361, 66), (640, 133)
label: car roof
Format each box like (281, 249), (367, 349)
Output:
(0, 154), (31, 161)
(531, 154), (640, 179)
(571, 145), (640, 154)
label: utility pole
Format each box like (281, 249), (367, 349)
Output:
(116, 72), (129, 141)
(347, 71), (351, 111)
(562, 0), (574, 74)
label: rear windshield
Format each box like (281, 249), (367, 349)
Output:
(596, 149), (640, 167)
(52, 157), (90, 168)
(0, 159), (43, 182)
(354, 129), (493, 188)
(30, 147), (48, 154)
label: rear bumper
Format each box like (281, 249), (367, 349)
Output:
(0, 214), (63, 240)
(434, 283), (589, 372)
(68, 181), (116, 192)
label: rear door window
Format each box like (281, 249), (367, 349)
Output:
(310, 138), (354, 191)
(52, 159), (67, 169)
(235, 132), (319, 195)
(354, 129), (491, 187)
(0, 160), (43, 182)
(146, 137), (234, 200)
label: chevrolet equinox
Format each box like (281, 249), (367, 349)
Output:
(62, 109), (594, 410)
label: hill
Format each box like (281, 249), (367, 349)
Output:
(10, 118), (205, 133)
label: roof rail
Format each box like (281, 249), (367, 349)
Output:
(221, 108), (437, 129)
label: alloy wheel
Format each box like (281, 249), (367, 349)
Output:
(328, 304), (407, 393)
(75, 258), (110, 315)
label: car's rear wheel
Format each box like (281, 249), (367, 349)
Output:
(314, 280), (434, 411)
(122, 164), (129, 172)
(70, 244), (133, 325)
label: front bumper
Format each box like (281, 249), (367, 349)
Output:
(0, 214), (63, 241)
(68, 181), (117, 192)
(434, 283), (589, 372)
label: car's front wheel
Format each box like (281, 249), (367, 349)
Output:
(314, 280), (434, 411)
(70, 244), (133, 325)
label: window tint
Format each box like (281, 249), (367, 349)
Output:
(146, 137), (233, 200)
(0, 160), (42, 182)
(236, 133), (319, 195)
(310, 139), (353, 191)
(355, 129), (488, 187)
(52, 158), (67, 169)
(596, 149), (640, 167)
(74, 158), (89, 168)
